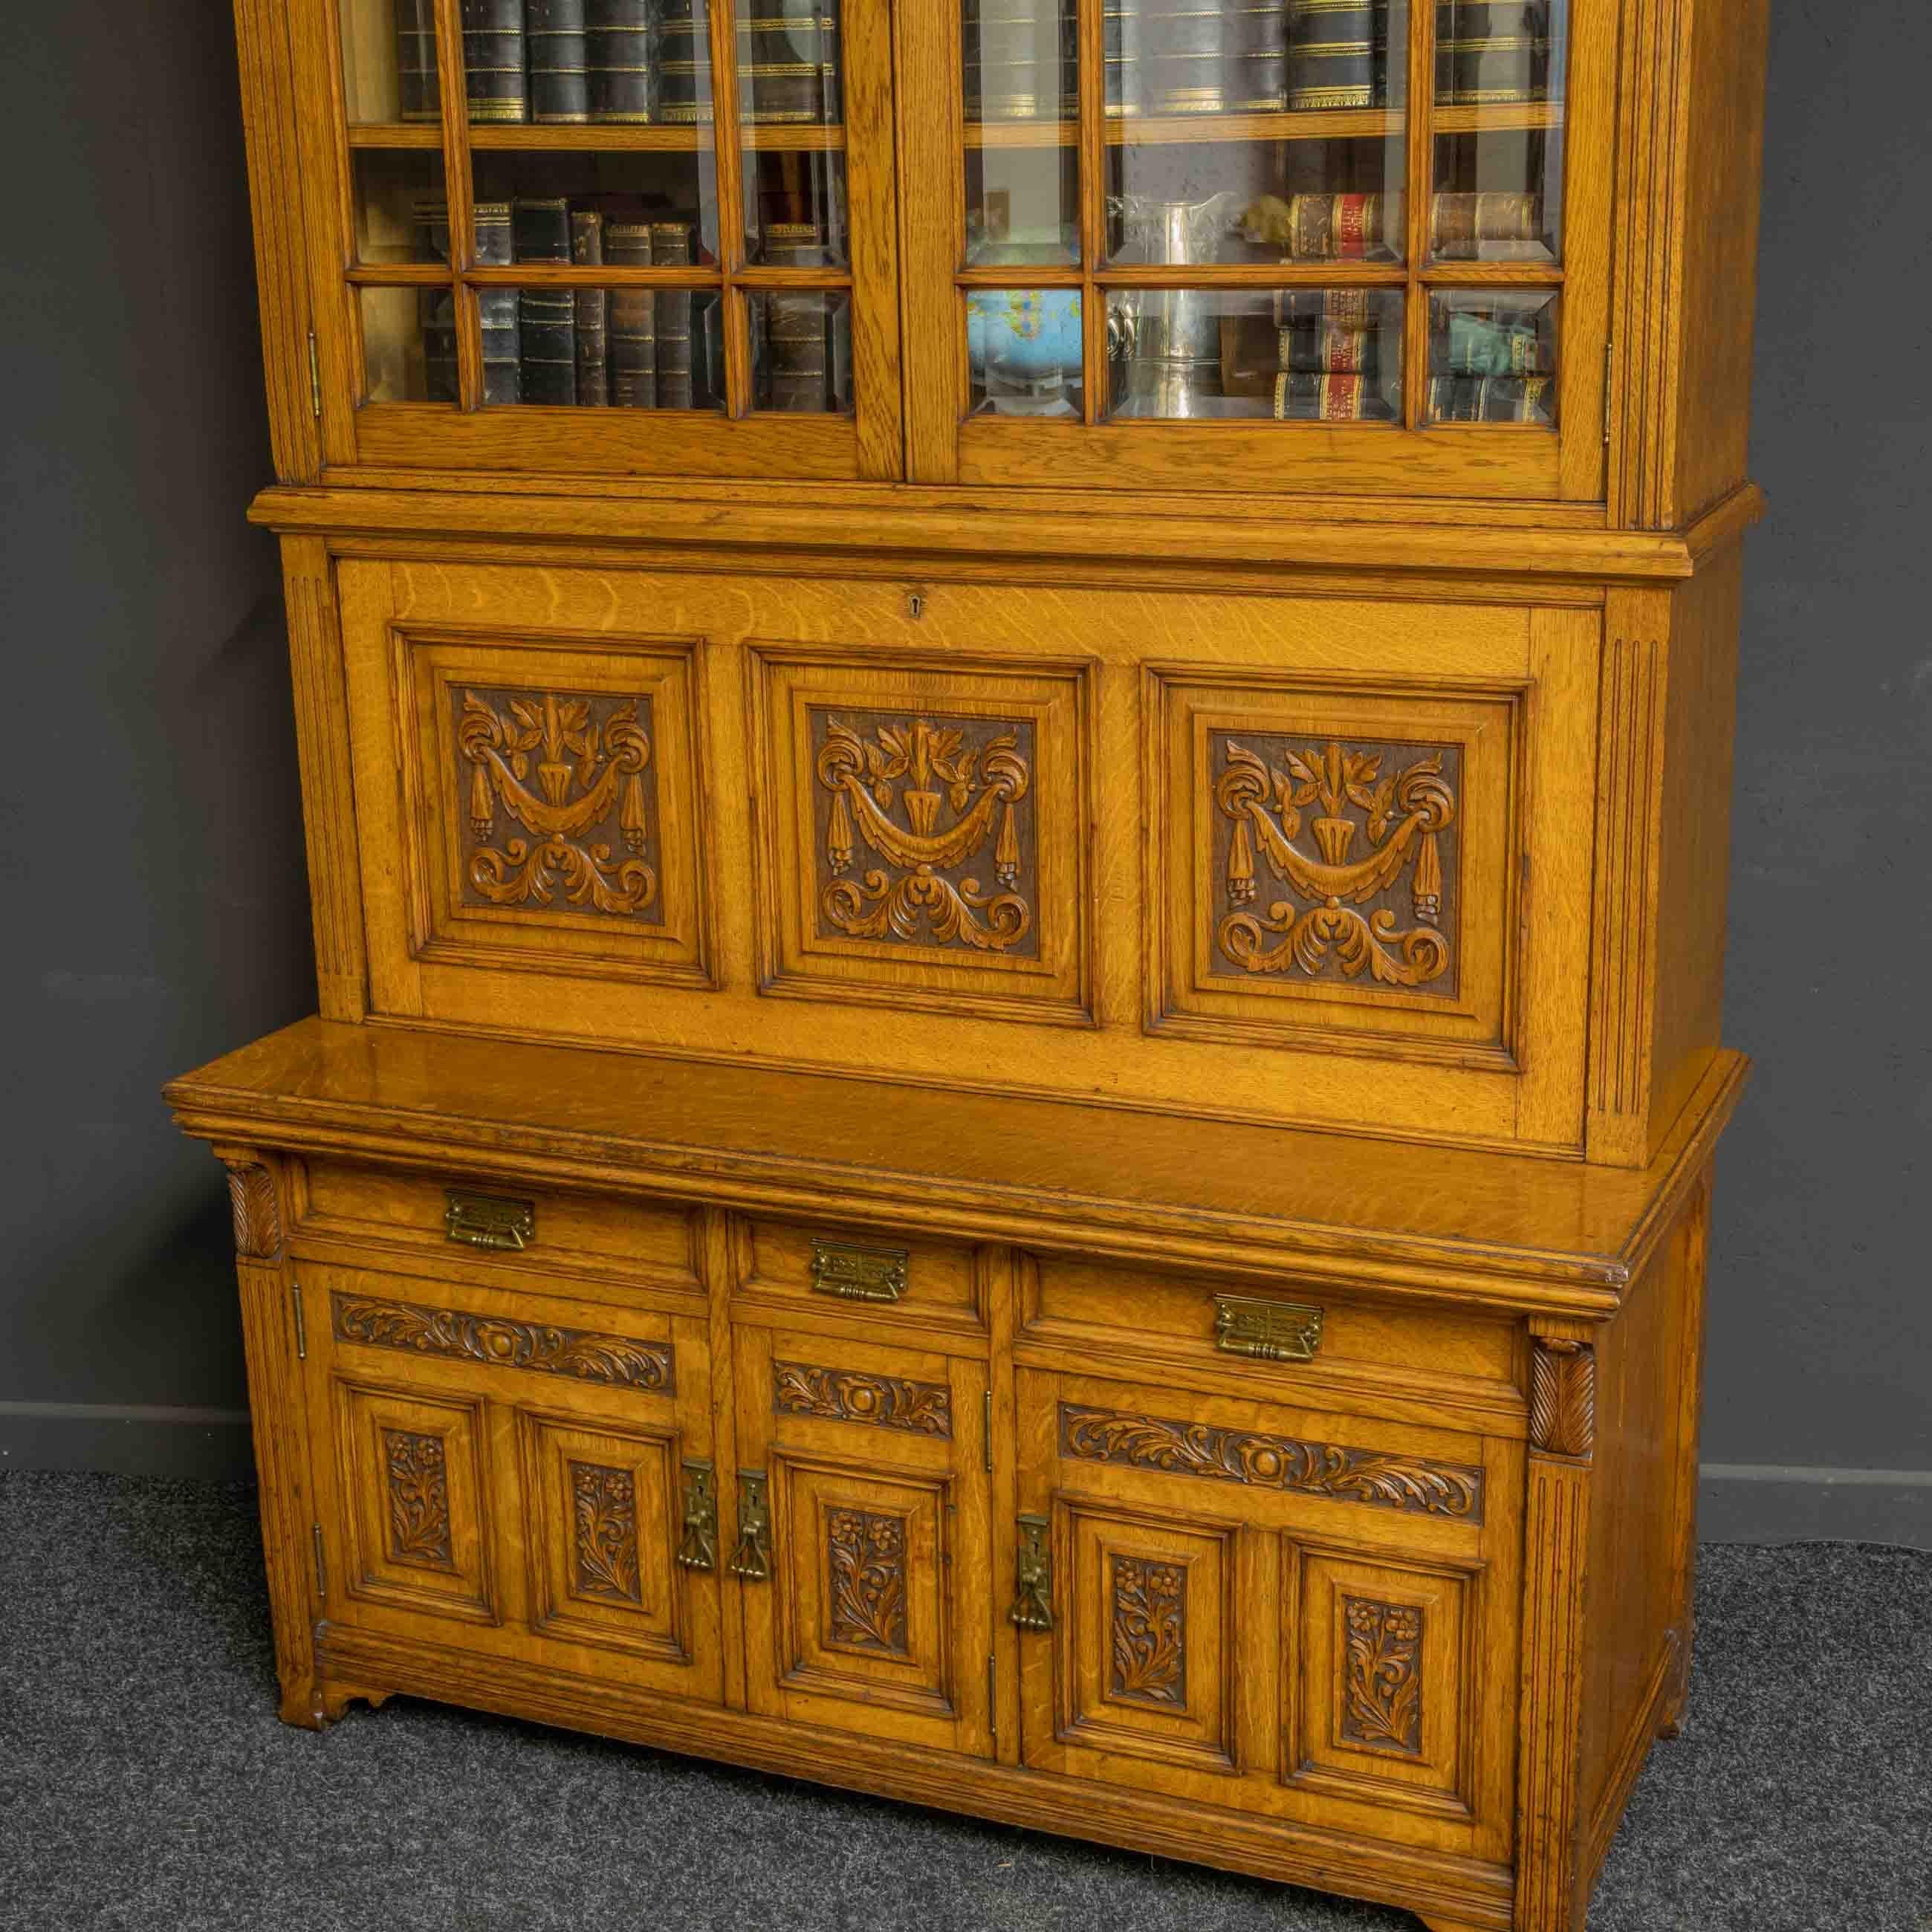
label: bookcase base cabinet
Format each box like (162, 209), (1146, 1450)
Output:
(178, 1024), (1732, 1932)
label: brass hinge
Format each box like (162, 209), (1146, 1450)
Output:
(311, 1523), (326, 1599)
(982, 1390), (994, 1474)
(1603, 337), (1614, 448)
(291, 1282), (307, 1361)
(988, 1653), (998, 1747)
(307, 328), (322, 420)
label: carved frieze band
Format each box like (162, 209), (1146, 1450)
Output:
(826, 1508), (910, 1655)
(773, 1361), (953, 1437)
(1341, 1596), (1424, 1757)
(570, 1461), (643, 1604)
(383, 1427), (454, 1571)
(1059, 1404), (1484, 1522)
(456, 684), (661, 921)
(331, 1291), (674, 1393)
(812, 709), (1038, 956)
(224, 1162), (282, 1261)
(1109, 1555), (1187, 1708)
(1529, 1339), (1596, 1460)
(1210, 733), (1460, 994)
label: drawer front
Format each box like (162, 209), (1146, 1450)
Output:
(294, 1158), (701, 1301)
(731, 1216), (986, 1342)
(343, 560), (1597, 1153)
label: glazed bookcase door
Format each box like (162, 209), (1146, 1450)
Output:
(297, 1257), (727, 1702)
(897, 0), (1610, 497)
(733, 1325), (996, 1756)
(300, 0), (901, 479)
(1013, 1367), (1522, 1866)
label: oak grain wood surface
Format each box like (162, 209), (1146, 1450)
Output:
(182, 0), (1769, 1922)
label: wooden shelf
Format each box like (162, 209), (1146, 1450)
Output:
(346, 122), (847, 153)
(963, 100), (1563, 150)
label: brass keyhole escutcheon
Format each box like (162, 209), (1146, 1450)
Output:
(907, 591), (925, 620)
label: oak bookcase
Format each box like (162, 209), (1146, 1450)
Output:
(168, 0), (1768, 1925)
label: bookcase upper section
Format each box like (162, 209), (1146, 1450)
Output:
(252, 0), (1766, 525)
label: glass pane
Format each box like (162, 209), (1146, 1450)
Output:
(967, 288), (1083, 417)
(353, 151), (447, 264)
(1424, 289), (1557, 424)
(745, 151), (849, 266)
(750, 292), (855, 412)
(340, 0), (438, 124)
(467, 154), (721, 262)
(359, 285), (448, 402)
(1106, 287), (1401, 420)
(965, 147), (1079, 268)
(963, 0), (1079, 265)
(739, 0), (843, 126)
(480, 288), (725, 408)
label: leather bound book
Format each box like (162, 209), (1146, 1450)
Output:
(655, 0), (713, 123)
(762, 293), (832, 412)
(394, 0), (442, 120)
(1436, 0), (1549, 103)
(587, 0), (653, 122)
(1270, 190), (1401, 262)
(1429, 189), (1546, 260)
(571, 209), (610, 406)
(1283, 0), (1389, 111)
(1225, 3), (1287, 110)
(1272, 372), (1395, 421)
(462, 0), (528, 121)
(738, 3), (840, 125)
(651, 221), (696, 409)
(527, 0), (591, 122)
(604, 220), (658, 407)
(1426, 372), (1555, 423)
(1276, 288), (1381, 375)
(513, 198), (577, 406)
(476, 201), (522, 403)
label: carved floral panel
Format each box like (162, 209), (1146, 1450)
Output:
(1208, 731), (1461, 996)
(810, 708), (1040, 959)
(570, 1461), (642, 1604)
(383, 1428), (454, 1571)
(825, 1508), (910, 1655)
(1109, 1555), (1187, 1708)
(454, 684), (664, 924)
(1340, 1596), (1424, 1757)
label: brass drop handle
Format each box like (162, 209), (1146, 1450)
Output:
(728, 1470), (773, 1582)
(677, 1460), (718, 1573)
(1213, 1293), (1323, 1363)
(445, 1187), (535, 1252)
(1008, 1514), (1054, 1632)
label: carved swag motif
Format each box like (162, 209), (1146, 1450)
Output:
(826, 1508), (910, 1654)
(456, 686), (660, 919)
(1341, 1597), (1424, 1756)
(571, 1461), (642, 1604)
(1211, 733), (1459, 991)
(1109, 1556), (1187, 1707)
(813, 710), (1037, 955)
(383, 1428), (453, 1570)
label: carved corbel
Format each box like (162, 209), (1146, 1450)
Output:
(222, 1157), (283, 1262)
(1529, 1335), (1596, 1461)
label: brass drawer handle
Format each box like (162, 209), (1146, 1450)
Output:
(1009, 1514), (1054, 1631)
(444, 1187), (535, 1252)
(1214, 1294), (1324, 1363)
(728, 1470), (773, 1582)
(677, 1460), (717, 1573)
(809, 1238), (909, 1304)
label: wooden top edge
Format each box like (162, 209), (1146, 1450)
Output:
(165, 1020), (1750, 1312)
(245, 482), (1713, 583)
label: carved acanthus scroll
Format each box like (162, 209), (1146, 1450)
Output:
(224, 1161), (282, 1260)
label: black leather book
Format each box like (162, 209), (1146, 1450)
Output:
(571, 209), (610, 407)
(513, 198), (577, 406)
(760, 293), (831, 412)
(461, 0), (528, 121)
(588, 0), (654, 122)
(604, 220), (658, 408)
(527, 0), (591, 121)
(1283, 0), (1389, 111)
(414, 200), (519, 403)
(394, 0), (441, 120)
(652, 221), (696, 409)
(1426, 372), (1555, 423)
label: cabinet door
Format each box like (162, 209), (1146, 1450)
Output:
(734, 1326), (994, 1756)
(301, 1259), (725, 1705)
(1013, 1367), (1520, 1864)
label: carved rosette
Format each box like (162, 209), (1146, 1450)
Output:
(773, 1361), (953, 1437)
(811, 709), (1038, 956)
(1109, 1555), (1187, 1707)
(455, 685), (661, 921)
(1059, 1404), (1483, 1522)
(383, 1429), (453, 1570)
(332, 1291), (674, 1393)
(570, 1461), (642, 1604)
(826, 1508), (910, 1654)
(224, 1161), (282, 1261)
(1341, 1597), (1424, 1756)
(1210, 732), (1459, 993)
(1529, 1338), (1596, 1460)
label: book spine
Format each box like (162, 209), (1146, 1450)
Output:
(589, 0), (655, 122)
(652, 221), (696, 409)
(604, 221), (658, 408)
(1224, 3), (1286, 110)
(513, 198), (577, 406)
(1281, 192), (1399, 262)
(1276, 289), (1381, 375)
(395, 0), (442, 120)
(1283, 0), (1387, 111)
(476, 201), (522, 403)
(527, 0), (591, 122)
(571, 210), (610, 407)
(762, 293), (831, 412)
(1427, 372), (1555, 423)
(1428, 189), (1545, 259)
(1435, 0), (1549, 103)
(462, 0), (528, 122)
(1272, 372), (1393, 421)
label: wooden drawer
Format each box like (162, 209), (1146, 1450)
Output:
(292, 1158), (701, 1301)
(730, 1216), (985, 1342)
(1021, 1256), (1523, 1436)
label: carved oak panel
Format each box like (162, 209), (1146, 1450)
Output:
(774, 1360), (953, 1437)
(1340, 1596), (1424, 1756)
(825, 1508), (910, 1655)
(383, 1427), (455, 1571)
(571, 1461), (643, 1604)
(1109, 1555), (1187, 1708)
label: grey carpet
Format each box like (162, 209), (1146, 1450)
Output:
(0, 1475), (1925, 1932)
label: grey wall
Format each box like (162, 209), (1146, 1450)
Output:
(1, 5), (1926, 1538)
